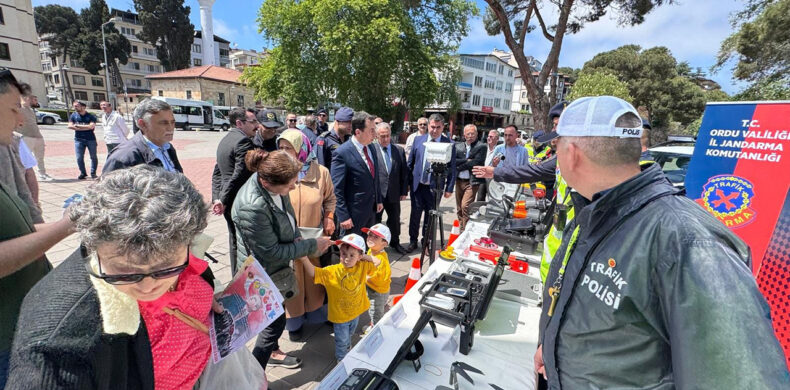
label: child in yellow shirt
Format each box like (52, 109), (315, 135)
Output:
(361, 224), (392, 330)
(299, 233), (381, 361)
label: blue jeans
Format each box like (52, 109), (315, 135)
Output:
(75, 139), (98, 176)
(0, 349), (9, 389)
(333, 316), (360, 360)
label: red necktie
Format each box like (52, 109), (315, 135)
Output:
(363, 146), (375, 178)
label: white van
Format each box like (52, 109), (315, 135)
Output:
(151, 96), (230, 131)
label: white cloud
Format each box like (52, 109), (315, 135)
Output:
(212, 18), (238, 43)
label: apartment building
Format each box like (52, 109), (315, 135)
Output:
(191, 30), (230, 68)
(1, 0), (46, 102)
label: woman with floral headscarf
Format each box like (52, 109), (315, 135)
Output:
(276, 129), (336, 340)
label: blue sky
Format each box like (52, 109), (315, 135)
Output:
(35, 0), (745, 93)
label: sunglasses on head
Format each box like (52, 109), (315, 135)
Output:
(86, 250), (190, 285)
(0, 67), (21, 89)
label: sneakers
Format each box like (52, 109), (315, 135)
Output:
(37, 173), (53, 181)
(91, 174), (98, 179)
(77, 174), (87, 180)
(268, 354), (302, 369)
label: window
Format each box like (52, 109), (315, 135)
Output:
(505, 83), (513, 92)
(498, 64), (504, 74)
(52, 57), (57, 66)
(484, 79), (495, 89)
(508, 69), (513, 77)
(461, 56), (484, 70)
(53, 74), (59, 84)
(146, 64), (158, 72)
(237, 95), (244, 106)
(193, 58), (202, 66)
(72, 75), (86, 85)
(144, 47), (156, 56)
(188, 106), (202, 116)
(0, 42), (9, 60)
(74, 91), (88, 100)
(128, 79), (142, 87)
(504, 99), (511, 109)
(132, 45), (138, 53)
(494, 98), (501, 108)
(495, 81), (503, 90)
(121, 27), (136, 36)
(485, 62), (497, 72)
(93, 93), (106, 102)
(474, 76), (482, 87)
(70, 58), (82, 67)
(0, 8), (4, 25)
(158, 90), (163, 96)
(218, 92), (225, 106)
(91, 77), (103, 87)
(472, 95), (480, 106)
(171, 105), (183, 114)
(219, 48), (229, 57)
(127, 62), (139, 70)
(521, 91), (526, 98)
(186, 90), (192, 99)
(462, 92), (470, 103)
(192, 44), (201, 53)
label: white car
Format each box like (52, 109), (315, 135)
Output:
(647, 144), (694, 189)
(35, 110), (61, 125)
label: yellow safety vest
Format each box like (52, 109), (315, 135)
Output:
(540, 165), (573, 283)
(526, 144), (537, 163)
(534, 146), (551, 163)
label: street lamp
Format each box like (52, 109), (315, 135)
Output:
(60, 65), (70, 116)
(101, 17), (122, 106)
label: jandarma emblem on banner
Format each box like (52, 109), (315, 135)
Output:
(696, 175), (757, 228)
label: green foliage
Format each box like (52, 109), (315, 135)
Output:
(34, 5), (81, 59)
(582, 45), (705, 133)
(72, 1), (131, 75)
(557, 67), (580, 84)
(566, 69), (632, 102)
(734, 78), (790, 100)
(134, 0), (194, 71)
(41, 109), (69, 122)
(684, 116), (703, 136)
(244, 0), (476, 118)
(716, 0), (789, 84)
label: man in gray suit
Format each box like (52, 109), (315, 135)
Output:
(372, 122), (408, 254)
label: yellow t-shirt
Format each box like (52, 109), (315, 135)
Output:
(365, 250), (391, 294)
(314, 261), (376, 323)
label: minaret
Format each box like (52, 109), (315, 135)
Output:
(198, 0), (216, 66)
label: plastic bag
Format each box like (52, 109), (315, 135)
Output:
(195, 348), (267, 390)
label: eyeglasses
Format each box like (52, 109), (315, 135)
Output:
(319, 113), (327, 117)
(418, 123), (428, 127)
(243, 119), (259, 124)
(86, 250), (190, 285)
(288, 119), (297, 122)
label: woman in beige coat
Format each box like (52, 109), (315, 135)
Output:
(277, 129), (336, 340)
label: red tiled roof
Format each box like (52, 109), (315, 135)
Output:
(145, 65), (242, 83)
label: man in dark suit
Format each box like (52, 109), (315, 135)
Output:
(331, 111), (382, 237)
(211, 107), (258, 272)
(104, 98), (183, 174)
(373, 122), (408, 254)
(407, 113), (456, 252)
(454, 124), (487, 230)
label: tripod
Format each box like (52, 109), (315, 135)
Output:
(419, 162), (447, 269)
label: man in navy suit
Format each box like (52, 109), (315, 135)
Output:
(407, 113), (456, 252)
(331, 111), (383, 236)
(373, 122), (409, 254)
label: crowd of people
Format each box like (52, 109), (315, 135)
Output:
(1, 64), (788, 390)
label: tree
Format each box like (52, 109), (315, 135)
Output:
(566, 69), (632, 102)
(557, 66), (580, 84)
(734, 78), (790, 100)
(243, 0), (476, 124)
(71, 0), (131, 97)
(582, 45), (705, 140)
(134, 0), (194, 71)
(715, 0), (789, 86)
(482, 0), (675, 131)
(34, 5), (82, 102)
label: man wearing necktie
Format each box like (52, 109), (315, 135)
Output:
(373, 122), (409, 254)
(104, 98), (183, 174)
(331, 111), (383, 236)
(406, 113), (456, 252)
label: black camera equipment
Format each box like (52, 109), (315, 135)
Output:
(420, 161), (449, 268)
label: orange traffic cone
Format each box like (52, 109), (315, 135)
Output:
(392, 257), (422, 305)
(446, 220), (461, 249)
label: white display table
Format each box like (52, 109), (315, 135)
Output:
(319, 221), (542, 389)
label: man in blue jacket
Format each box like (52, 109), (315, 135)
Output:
(406, 113), (456, 252)
(331, 111), (382, 236)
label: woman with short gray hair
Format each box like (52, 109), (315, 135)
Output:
(7, 165), (217, 390)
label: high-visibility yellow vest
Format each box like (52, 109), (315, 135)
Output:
(526, 144), (537, 163)
(540, 165), (573, 283)
(534, 146), (551, 163)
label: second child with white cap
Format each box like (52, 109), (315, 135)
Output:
(361, 224), (392, 331)
(298, 233), (382, 362)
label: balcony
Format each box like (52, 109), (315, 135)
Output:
(457, 82), (473, 90)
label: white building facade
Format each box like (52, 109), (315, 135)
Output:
(191, 31), (230, 68)
(1, 0), (46, 103)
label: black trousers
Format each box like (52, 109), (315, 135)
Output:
(223, 208), (238, 273)
(409, 184), (434, 244)
(252, 313), (286, 367)
(376, 200), (402, 246)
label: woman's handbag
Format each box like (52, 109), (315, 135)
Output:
(268, 265), (299, 301)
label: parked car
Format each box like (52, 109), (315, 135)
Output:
(648, 144), (694, 189)
(35, 110), (60, 125)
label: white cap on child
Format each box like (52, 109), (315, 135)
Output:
(334, 233), (367, 252)
(361, 223), (391, 244)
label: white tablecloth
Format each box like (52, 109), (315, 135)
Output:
(319, 249), (540, 390)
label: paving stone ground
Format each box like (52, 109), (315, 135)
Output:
(33, 121), (456, 389)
